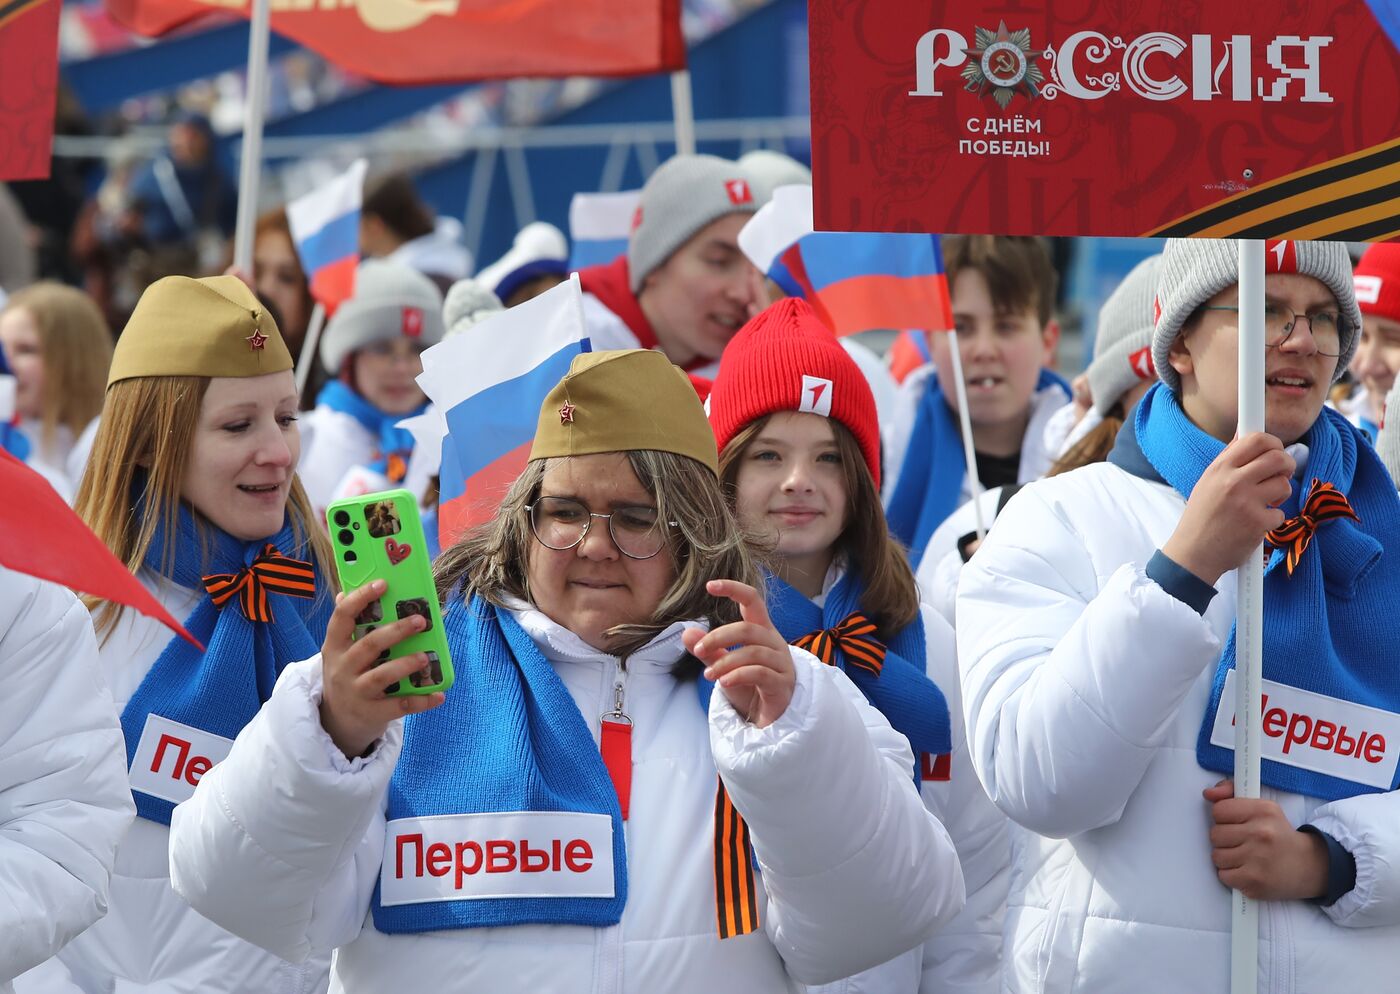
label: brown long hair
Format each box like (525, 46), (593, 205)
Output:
(74, 375), (334, 640)
(1048, 402), (1126, 477)
(719, 414), (921, 635)
(2, 282), (112, 449)
(433, 450), (762, 660)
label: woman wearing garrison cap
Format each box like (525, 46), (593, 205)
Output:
(43, 275), (337, 991)
(957, 238), (1400, 992)
(168, 348), (965, 992)
(709, 298), (1007, 993)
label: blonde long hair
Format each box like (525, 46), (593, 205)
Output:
(74, 374), (333, 639)
(719, 415), (921, 635)
(433, 451), (761, 660)
(2, 282), (112, 449)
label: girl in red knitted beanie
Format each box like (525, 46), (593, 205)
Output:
(708, 297), (1007, 993)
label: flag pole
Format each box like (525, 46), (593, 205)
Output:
(1231, 237), (1266, 994)
(295, 302), (327, 402)
(232, 0), (272, 274)
(944, 338), (987, 539)
(670, 70), (696, 156)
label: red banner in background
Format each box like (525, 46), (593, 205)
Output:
(105, 0), (684, 85)
(0, 0), (60, 181)
(809, 1), (1400, 241)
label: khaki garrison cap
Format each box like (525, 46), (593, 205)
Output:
(108, 275), (293, 387)
(530, 350), (719, 475)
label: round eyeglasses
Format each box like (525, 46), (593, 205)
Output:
(525, 496), (677, 560)
(1201, 303), (1350, 358)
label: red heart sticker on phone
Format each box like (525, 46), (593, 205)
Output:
(386, 539), (411, 565)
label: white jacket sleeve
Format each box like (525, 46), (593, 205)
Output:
(168, 658), (399, 963)
(1307, 789), (1400, 928)
(0, 570), (135, 981)
(710, 648), (965, 986)
(917, 607), (1007, 994)
(956, 486), (1222, 839)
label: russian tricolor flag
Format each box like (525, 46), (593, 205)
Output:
(286, 158), (367, 314)
(569, 190), (641, 270)
(739, 184), (954, 337)
(416, 275), (591, 550)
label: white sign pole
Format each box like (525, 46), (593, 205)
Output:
(1231, 237), (1266, 994)
(670, 70), (697, 156)
(232, 0), (273, 275)
(944, 337), (987, 539)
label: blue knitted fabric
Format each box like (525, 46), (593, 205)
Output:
(1135, 382), (1400, 800)
(886, 368), (1068, 565)
(372, 598), (627, 933)
(0, 348), (30, 461)
(696, 571), (951, 780)
(317, 379), (426, 479)
(121, 503), (331, 824)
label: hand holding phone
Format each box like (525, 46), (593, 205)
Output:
(325, 489), (454, 697)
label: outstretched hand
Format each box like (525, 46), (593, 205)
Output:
(684, 579), (795, 729)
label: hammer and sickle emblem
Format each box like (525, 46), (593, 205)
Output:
(993, 51), (1018, 76)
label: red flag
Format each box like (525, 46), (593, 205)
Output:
(0, 0), (60, 181)
(0, 449), (200, 647)
(105, 0), (684, 85)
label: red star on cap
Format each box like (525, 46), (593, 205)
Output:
(559, 402), (576, 424)
(246, 328), (268, 351)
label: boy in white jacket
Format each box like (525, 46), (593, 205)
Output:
(957, 238), (1400, 993)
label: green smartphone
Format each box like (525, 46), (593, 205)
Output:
(326, 489), (454, 696)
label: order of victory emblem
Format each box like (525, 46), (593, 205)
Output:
(962, 21), (1043, 109)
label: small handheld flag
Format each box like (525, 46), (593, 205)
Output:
(286, 159), (367, 315)
(569, 191), (642, 270)
(417, 276), (591, 550)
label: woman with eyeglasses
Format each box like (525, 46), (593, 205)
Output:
(168, 348), (965, 993)
(955, 239), (1400, 993)
(297, 259), (443, 516)
(707, 299), (1006, 993)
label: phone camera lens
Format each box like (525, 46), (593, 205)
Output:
(333, 510), (351, 527)
(338, 529), (354, 546)
(343, 550), (357, 564)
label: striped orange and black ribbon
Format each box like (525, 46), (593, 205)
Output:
(1265, 479), (1360, 576)
(202, 544), (316, 623)
(794, 612), (887, 676)
(713, 778), (759, 939)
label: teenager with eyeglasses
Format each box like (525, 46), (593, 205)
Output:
(169, 348), (965, 994)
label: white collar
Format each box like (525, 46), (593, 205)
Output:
(503, 596), (705, 674)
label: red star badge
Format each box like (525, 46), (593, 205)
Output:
(559, 402), (576, 424)
(246, 328), (268, 351)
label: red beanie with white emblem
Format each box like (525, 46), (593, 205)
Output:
(707, 298), (882, 487)
(1354, 243), (1400, 326)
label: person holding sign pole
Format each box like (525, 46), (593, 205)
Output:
(956, 238), (1400, 993)
(168, 348), (964, 993)
(709, 299), (1007, 993)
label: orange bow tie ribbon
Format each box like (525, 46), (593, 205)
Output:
(1265, 479), (1360, 576)
(794, 612), (887, 676)
(202, 544), (316, 623)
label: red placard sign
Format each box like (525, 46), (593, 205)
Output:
(809, 1), (1400, 240)
(0, 0), (61, 181)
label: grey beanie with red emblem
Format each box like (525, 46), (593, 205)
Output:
(320, 259), (445, 372)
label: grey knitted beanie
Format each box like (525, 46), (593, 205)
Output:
(738, 150), (812, 204)
(1151, 238), (1361, 394)
(320, 259), (445, 373)
(1087, 255), (1162, 416)
(442, 278), (504, 340)
(628, 154), (759, 292)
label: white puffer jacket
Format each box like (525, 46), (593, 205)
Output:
(296, 404), (380, 517)
(168, 603), (966, 993)
(21, 573), (331, 994)
(956, 461), (1400, 994)
(0, 568), (133, 991)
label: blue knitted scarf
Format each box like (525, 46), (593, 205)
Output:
(695, 571), (951, 780)
(121, 502), (331, 824)
(0, 348), (29, 461)
(372, 597), (628, 933)
(1135, 382), (1400, 800)
(317, 379), (426, 481)
(886, 368), (1068, 565)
